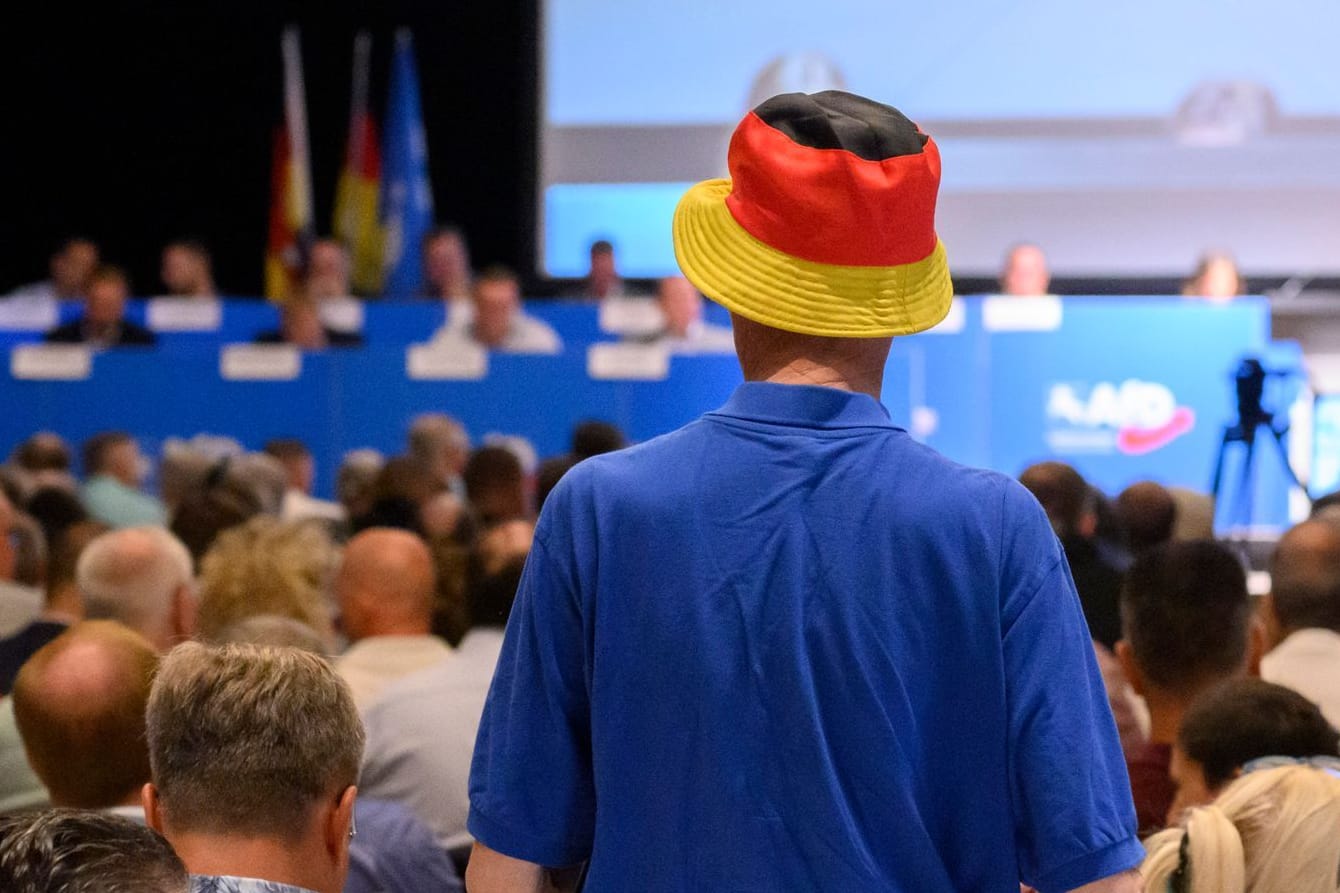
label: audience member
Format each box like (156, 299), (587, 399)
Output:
(160, 240), (218, 299)
(144, 643), (363, 893)
(336, 449), (385, 522)
(1169, 678), (1339, 822)
(1182, 250), (1245, 301)
(170, 470), (265, 569)
(353, 456), (439, 535)
(0, 520), (106, 692)
(360, 523), (531, 848)
(642, 276), (734, 353)
(1167, 486), (1215, 540)
(265, 438), (346, 524)
(305, 239), (353, 301)
(570, 420), (626, 460)
(0, 490), (43, 639)
(5, 238), (100, 302)
(1115, 540), (1259, 835)
(429, 266), (561, 354)
(1115, 481), (1177, 555)
(535, 454), (579, 516)
(408, 413), (470, 496)
(79, 431), (167, 528)
(23, 485), (88, 551)
(196, 517), (337, 646)
(422, 226), (474, 308)
(77, 526), (195, 652)
(7, 510), (46, 592)
(420, 490), (469, 542)
(158, 439), (220, 516)
(462, 445), (527, 526)
(998, 242), (1052, 296)
(13, 621), (159, 812)
(1140, 765), (1340, 893)
(10, 431), (73, 476)
(256, 297), (364, 349)
(45, 265), (157, 347)
(1019, 461), (1125, 649)
(1259, 518), (1340, 726)
(334, 528), (451, 710)
(0, 809), (188, 893)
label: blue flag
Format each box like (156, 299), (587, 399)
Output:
(379, 29), (435, 297)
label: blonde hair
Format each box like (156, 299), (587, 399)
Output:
(196, 517), (337, 644)
(1141, 765), (1340, 893)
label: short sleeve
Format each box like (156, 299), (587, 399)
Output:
(999, 486), (1145, 892)
(467, 531), (595, 867)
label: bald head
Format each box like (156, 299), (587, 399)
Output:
(76, 527), (194, 652)
(13, 621), (159, 808)
(1116, 481), (1177, 554)
(336, 528), (437, 641)
(1269, 519), (1340, 636)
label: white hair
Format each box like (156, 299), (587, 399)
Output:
(76, 527), (193, 638)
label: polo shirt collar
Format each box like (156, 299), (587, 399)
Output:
(710, 381), (896, 430)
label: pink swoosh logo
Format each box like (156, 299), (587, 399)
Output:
(1117, 406), (1196, 455)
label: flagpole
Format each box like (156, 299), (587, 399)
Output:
(281, 26), (314, 242)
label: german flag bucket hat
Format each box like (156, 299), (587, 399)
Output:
(673, 91), (952, 337)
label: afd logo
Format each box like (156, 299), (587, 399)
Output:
(1045, 380), (1196, 455)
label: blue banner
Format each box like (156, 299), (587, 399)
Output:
(379, 29), (434, 298)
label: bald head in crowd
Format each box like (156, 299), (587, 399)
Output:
(1266, 519), (1340, 643)
(13, 621), (159, 808)
(1116, 481), (1177, 554)
(76, 527), (195, 652)
(1019, 461), (1093, 539)
(337, 528), (437, 642)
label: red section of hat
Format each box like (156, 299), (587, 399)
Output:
(723, 111), (940, 267)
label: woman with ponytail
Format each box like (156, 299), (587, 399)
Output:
(1141, 764), (1340, 892)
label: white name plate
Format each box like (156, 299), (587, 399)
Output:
(598, 297), (663, 336)
(319, 297), (365, 333)
(587, 343), (670, 381)
(982, 295), (1063, 332)
(10, 345), (92, 380)
(0, 299), (59, 331)
(405, 343), (489, 380)
(923, 298), (966, 335)
(147, 298), (223, 331)
(220, 344), (302, 381)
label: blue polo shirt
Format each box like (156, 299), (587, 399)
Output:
(469, 382), (1141, 892)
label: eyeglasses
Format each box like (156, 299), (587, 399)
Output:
(1241, 754), (1340, 779)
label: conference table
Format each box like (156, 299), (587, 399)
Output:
(0, 295), (1301, 531)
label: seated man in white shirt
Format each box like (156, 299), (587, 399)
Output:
(262, 439), (345, 526)
(358, 520), (533, 848)
(334, 528), (452, 710)
(1260, 517), (1340, 727)
(429, 267), (561, 355)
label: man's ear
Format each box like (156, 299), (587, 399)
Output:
(1245, 613), (1266, 677)
(324, 785), (358, 861)
(1258, 594), (1283, 652)
(1115, 639), (1146, 697)
(142, 783), (165, 833)
(172, 583), (197, 643)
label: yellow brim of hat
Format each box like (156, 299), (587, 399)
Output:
(673, 179), (954, 338)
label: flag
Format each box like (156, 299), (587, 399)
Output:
(334, 31), (383, 296)
(265, 27), (315, 302)
(379, 28), (435, 298)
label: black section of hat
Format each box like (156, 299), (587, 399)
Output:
(753, 90), (928, 161)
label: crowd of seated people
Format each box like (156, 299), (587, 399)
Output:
(0, 415), (1335, 889)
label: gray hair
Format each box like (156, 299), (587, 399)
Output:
(227, 452), (288, 516)
(408, 413), (469, 464)
(146, 642), (363, 841)
(76, 528), (193, 638)
(214, 614), (329, 656)
(0, 809), (188, 893)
